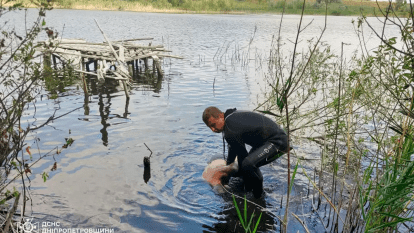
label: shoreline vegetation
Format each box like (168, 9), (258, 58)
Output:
(5, 0), (410, 16)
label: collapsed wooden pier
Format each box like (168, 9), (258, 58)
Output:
(39, 21), (182, 98)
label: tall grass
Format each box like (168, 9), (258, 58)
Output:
(361, 135), (414, 232)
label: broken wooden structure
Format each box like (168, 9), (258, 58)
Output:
(38, 21), (182, 98)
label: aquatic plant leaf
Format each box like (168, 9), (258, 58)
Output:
(252, 212), (262, 233)
(232, 195), (245, 227)
(65, 137), (74, 146)
(367, 214), (411, 233)
(244, 195), (247, 224)
(42, 172), (49, 182)
(276, 97), (284, 112)
(256, 110), (281, 117)
(289, 160), (299, 194)
(246, 211), (255, 231)
(333, 162), (338, 176)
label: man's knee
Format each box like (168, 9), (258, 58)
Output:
(241, 159), (263, 180)
(241, 157), (255, 173)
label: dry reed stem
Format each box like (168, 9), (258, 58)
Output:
(301, 166), (345, 224)
(291, 212), (310, 233)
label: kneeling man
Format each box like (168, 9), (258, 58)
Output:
(202, 107), (288, 198)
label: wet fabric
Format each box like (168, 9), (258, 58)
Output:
(241, 142), (282, 198)
(223, 108), (288, 166)
(202, 159), (239, 193)
(222, 108), (288, 198)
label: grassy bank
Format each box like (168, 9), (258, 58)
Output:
(8, 0), (409, 16)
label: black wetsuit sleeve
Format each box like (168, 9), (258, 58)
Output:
(226, 137), (248, 165)
(227, 144), (237, 165)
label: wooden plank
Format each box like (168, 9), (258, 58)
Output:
(74, 69), (98, 76)
(125, 52), (160, 62)
(94, 19), (132, 82)
(57, 44), (114, 53)
(122, 44), (164, 49)
(108, 70), (129, 81)
(51, 51), (115, 61)
(110, 38), (154, 42)
(157, 54), (184, 59)
(94, 19), (122, 62)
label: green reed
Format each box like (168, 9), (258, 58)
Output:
(232, 195), (263, 233)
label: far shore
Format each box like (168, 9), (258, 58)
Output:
(5, 0), (400, 17)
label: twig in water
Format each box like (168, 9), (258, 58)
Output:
(291, 212), (310, 233)
(213, 77), (216, 90)
(312, 203), (328, 232)
(302, 167), (345, 224)
(143, 143), (152, 167)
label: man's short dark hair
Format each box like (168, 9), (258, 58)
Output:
(202, 106), (223, 125)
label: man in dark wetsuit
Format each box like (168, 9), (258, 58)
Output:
(202, 106), (288, 198)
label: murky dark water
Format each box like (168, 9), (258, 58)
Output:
(3, 9), (400, 232)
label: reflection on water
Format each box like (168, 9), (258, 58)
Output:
(7, 9), (400, 233)
(143, 164), (151, 184)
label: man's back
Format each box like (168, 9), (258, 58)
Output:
(223, 109), (288, 164)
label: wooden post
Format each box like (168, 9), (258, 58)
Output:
(84, 92), (90, 115)
(81, 57), (89, 95)
(85, 59), (91, 72)
(132, 61), (136, 78)
(122, 80), (129, 98)
(138, 59), (142, 73)
(152, 55), (163, 78)
(128, 62), (133, 77)
(52, 54), (58, 69)
(144, 58), (148, 71)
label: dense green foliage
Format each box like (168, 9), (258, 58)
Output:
(50, 0), (412, 16)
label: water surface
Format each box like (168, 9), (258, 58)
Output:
(4, 10), (399, 232)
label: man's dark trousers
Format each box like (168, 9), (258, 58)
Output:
(239, 141), (283, 198)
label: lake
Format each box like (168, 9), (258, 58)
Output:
(3, 9), (399, 232)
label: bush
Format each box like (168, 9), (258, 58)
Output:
(330, 9), (340, 15)
(152, 0), (172, 8)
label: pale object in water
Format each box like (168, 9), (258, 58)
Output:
(202, 158), (238, 193)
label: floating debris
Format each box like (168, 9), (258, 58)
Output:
(143, 143), (153, 184)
